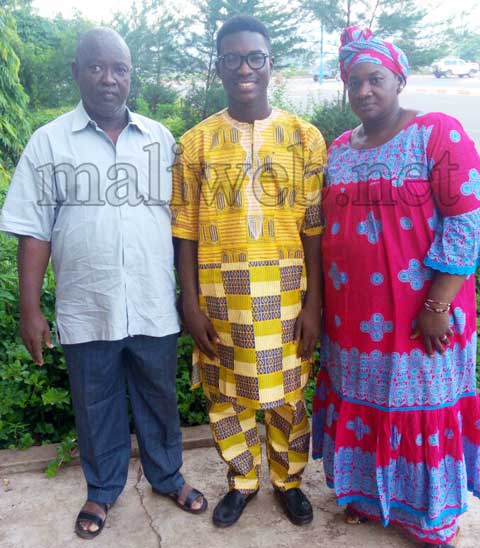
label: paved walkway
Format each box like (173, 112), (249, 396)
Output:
(1, 446), (479, 548)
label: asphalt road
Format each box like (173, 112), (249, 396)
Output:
(284, 74), (480, 144)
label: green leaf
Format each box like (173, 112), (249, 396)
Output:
(41, 388), (70, 407)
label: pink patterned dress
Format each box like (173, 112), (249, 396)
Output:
(313, 112), (480, 544)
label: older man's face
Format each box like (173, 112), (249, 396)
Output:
(73, 36), (132, 120)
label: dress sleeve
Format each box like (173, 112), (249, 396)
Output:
(424, 114), (480, 274)
(300, 126), (326, 237)
(424, 208), (480, 274)
(171, 133), (201, 241)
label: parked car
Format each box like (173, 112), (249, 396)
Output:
(432, 57), (479, 78)
(312, 60), (338, 81)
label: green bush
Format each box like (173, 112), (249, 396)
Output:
(308, 99), (359, 148)
(29, 106), (74, 133)
(0, 179), (75, 449)
(0, 174), (207, 451)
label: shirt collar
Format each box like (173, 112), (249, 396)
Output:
(71, 101), (151, 136)
(128, 110), (150, 135)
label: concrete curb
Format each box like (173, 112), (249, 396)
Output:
(407, 87), (480, 97)
(0, 424), (266, 475)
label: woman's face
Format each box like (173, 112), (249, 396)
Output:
(347, 62), (402, 122)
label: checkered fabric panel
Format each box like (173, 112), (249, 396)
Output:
(208, 394), (309, 493)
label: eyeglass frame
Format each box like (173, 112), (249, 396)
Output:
(217, 52), (271, 71)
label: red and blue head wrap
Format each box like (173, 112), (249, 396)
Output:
(339, 26), (409, 84)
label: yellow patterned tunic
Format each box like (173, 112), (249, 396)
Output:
(172, 108), (326, 409)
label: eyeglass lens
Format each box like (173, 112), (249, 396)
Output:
(223, 53), (267, 70)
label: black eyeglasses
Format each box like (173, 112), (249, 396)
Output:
(218, 52), (270, 71)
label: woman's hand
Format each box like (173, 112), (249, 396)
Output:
(411, 308), (453, 356)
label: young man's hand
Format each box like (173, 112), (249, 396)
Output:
(182, 303), (220, 360)
(294, 301), (322, 360)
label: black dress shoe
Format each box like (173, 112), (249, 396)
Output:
(274, 488), (313, 525)
(212, 489), (258, 528)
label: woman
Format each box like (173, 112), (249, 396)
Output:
(313, 27), (480, 547)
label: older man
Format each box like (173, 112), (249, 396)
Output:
(0, 27), (206, 539)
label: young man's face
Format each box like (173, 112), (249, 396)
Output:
(216, 31), (272, 107)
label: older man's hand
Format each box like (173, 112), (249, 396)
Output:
(20, 307), (53, 366)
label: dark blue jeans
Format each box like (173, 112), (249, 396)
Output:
(63, 334), (184, 505)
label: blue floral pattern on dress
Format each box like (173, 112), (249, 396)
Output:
(328, 262), (348, 290)
(320, 333), (478, 408)
(360, 313), (393, 342)
(334, 315), (342, 327)
(370, 272), (384, 286)
(348, 499), (459, 543)
(357, 212), (382, 244)
(346, 417), (371, 440)
(445, 429), (454, 439)
(315, 379), (327, 401)
(428, 432), (440, 446)
(449, 129), (461, 143)
(331, 222), (340, 235)
(391, 425), (401, 450)
(416, 434), (423, 446)
(400, 217), (413, 230)
(428, 209), (440, 232)
(398, 259), (432, 290)
(462, 437), (480, 495)
(326, 123), (433, 187)
(326, 403), (339, 428)
(425, 208), (480, 275)
(321, 433), (469, 525)
(453, 307), (466, 334)
(460, 168), (480, 200)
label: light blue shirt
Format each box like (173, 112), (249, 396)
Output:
(0, 102), (180, 344)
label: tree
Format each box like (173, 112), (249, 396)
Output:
(184, 0), (306, 119)
(455, 31), (480, 61)
(302, 0), (351, 34)
(16, 12), (92, 108)
(301, 0), (444, 69)
(0, 13), (31, 171)
(373, 1), (444, 68)
(221, 0), (306, 66)
(112, 0), (188, 110)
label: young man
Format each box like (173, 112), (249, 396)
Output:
(0, 27), (206, 540)
(172, 16), (325, 527)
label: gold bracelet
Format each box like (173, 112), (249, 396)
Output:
(426, 298), (451, 307)
(424, 301), (450, 314)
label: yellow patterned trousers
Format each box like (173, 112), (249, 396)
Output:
(208, 395), (310, 494)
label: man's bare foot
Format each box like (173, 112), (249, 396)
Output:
(153, 482), (208, 514)
(176, 483), (205, 511)
(77, 501), (107, 533)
